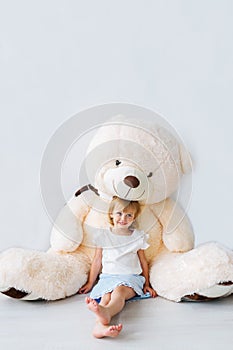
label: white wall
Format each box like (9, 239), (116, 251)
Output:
(0, 0), (233, 251)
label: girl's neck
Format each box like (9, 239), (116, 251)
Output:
(111, 227), (134, 236)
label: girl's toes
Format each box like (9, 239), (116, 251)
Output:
(117, 324), (123, 331)
(91, 299), (98, 308)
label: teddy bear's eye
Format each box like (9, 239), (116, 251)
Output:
(147, 172), (153, 178)
(115, 160), (121, 166)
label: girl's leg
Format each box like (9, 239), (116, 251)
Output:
(99, 292), (111, 306)
(86, 292), (122, 338)
(105, 285), (136, 318)
(85, 292), (111, 309)
(87, 286), (135, 338)
(86, 286), (136, 324)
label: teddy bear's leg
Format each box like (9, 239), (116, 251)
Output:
(0, 247), (90, 300)
(150, 242), (233, 302)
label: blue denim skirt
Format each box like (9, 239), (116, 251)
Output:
(90, 273), (146, 299)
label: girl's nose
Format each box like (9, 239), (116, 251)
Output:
(121, 214), (128, 221)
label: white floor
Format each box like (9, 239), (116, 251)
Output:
(0, 293), (233, 350)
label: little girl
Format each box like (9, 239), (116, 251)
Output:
(79, 196), (157, 338)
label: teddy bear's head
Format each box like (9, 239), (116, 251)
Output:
(84, 116), (191, 205)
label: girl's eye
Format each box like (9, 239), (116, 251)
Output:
(115, 160), (121, 166)
(116, 212), (122, 216)
(126, 214), (133, 218)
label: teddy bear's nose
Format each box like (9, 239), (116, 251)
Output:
(123, 176), (140, 188)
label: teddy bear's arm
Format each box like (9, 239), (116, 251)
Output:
(151, 198), (195, 252)
(50, 195), (90, 252)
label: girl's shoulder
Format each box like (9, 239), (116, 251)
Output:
(132, 228), (146, 237)
(132, 229), (150, 250)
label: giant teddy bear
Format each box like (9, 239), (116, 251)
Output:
(1, 114), (233, 302)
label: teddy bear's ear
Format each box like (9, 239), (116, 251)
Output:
(179, 144), (192, 174)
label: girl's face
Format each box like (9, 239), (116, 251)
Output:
(111, 208), (135, 229)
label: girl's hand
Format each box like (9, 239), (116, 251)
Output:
(143, 284), (157, 298)
(78, 282), (93, 294)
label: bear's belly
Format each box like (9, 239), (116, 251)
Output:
(137, 207), (163, 265)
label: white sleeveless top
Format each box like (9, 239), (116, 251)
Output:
(94, 228), (149, 275)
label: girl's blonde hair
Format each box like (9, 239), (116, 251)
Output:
(108, 196), (141, 226)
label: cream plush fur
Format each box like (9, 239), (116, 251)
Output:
(0, 116), (233, 301)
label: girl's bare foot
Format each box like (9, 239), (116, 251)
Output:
(93, 322), (123, 338)
(85, 297), (111, 325)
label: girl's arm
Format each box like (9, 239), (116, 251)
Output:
(78, 247), (103, 293)
(137, 249), (157, 297)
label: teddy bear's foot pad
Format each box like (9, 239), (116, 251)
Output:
(182, 281), (233, 301)
(1, 288), (29, 299)
(181, 294), (214, 302)
(1, 288), (43, 300)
